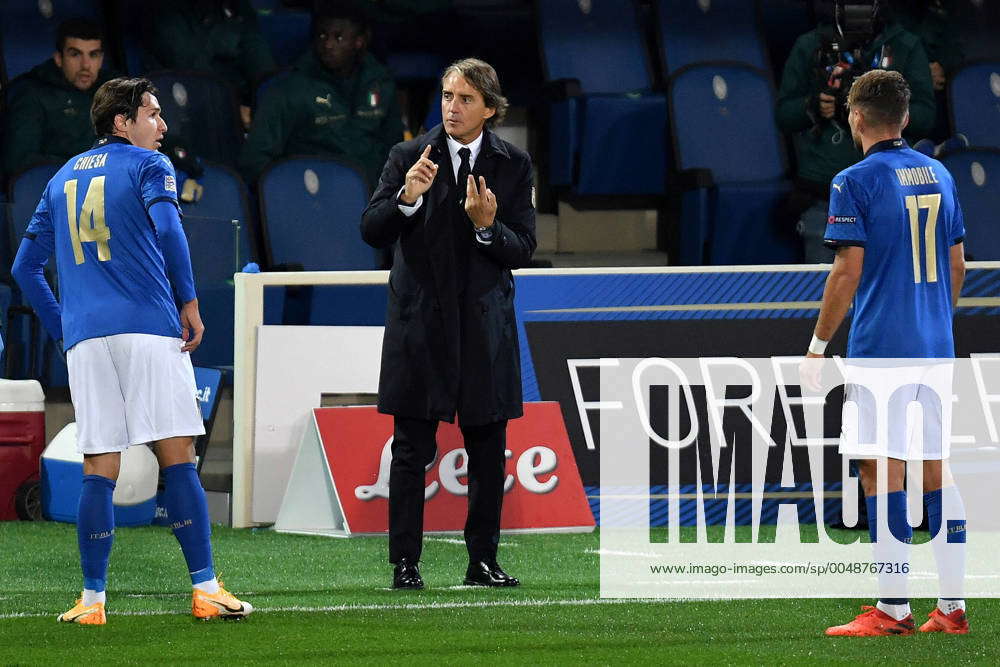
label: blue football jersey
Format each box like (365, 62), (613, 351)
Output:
(824, 139), (965, 358)
(26, 137), (185, 349)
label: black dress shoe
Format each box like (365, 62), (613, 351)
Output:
(392, 558), (424, 590)
(463, 560), (520, 587)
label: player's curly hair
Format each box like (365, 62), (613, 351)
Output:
(91, 77), (159, 137)
(846, 69), (910, 129)
(441, 58), (508, 127)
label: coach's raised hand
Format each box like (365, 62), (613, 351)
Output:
(400, 145), (438, 205)
(465, 174), (496, 229)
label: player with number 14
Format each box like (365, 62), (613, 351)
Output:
(12, 77), (252, 624)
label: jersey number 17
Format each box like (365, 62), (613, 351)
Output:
(64, 176), (111, 265)
(905, 193), (941, 284)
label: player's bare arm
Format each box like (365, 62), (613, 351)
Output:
(808, 246), (864, 358)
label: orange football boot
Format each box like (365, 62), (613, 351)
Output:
(57, 598), (106, 625)
(919, 607), (969, 634)
(825, 605), (914, 637)
(192, 584), (253, 620)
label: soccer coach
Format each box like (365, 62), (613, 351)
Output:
(361, 58), (536, 590)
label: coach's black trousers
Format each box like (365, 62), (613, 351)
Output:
(388, 416), (508, 565)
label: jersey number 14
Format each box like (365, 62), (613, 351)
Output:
(905, 193), (941, 284)
(64, 176), (110, 265)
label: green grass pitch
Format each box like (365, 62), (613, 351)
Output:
(0, 522), (996, 664)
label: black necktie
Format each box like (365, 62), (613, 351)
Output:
(456, 147), (471, 204)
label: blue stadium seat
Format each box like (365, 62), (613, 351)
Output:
(669, 62), (799, 264)
(0, 0), (102, 81)
(386, 52), (448, 84)
(939, 148), (1000, 261)
(181, 163), (257, 266)
(6, 162), (65, 384)
(258, 157), (378, 271)
(654, 0), (768, 75)
(147, 71), (243, 166)
(423, 89), (443, 132)
(256, 9), (311, 67)
(949, 62), (1000, 148)
(179, 163), (256, 367)
(537, 0), (667, 196)
(8, 163), (61, 248)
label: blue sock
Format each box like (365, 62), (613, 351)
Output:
(926, 488), (943, 539)
(78, 475), (116, 593)
(866, 490), (911, 605)
(162, 463), (215, 585)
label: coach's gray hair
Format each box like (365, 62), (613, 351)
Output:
(441, 58), (508, 127)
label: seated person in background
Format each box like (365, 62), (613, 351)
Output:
(238, 6), (403, 188)
(146, 0), (276, 127)
(776, 0), (935, 263)
(2, 18), (113, 178)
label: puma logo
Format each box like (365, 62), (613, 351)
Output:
(832, 182), (843, 193)
(315, 95), (332, 107)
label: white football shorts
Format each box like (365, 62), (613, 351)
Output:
(839, 361), (954, 461)
(67, 333), (205, 454)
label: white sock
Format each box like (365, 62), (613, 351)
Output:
(193, 577), (219, 594)
(932, 485), (967, 599)
(876, 601), (911, 621)
(871, 496), (910, 604)
(82, 589), (106, 606)
(938, 599), (965, 615)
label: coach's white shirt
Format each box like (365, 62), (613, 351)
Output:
(397, 130), (485, 215)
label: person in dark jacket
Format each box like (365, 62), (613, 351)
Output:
(776, 8), (935, 262)
(361, 58), (535, 591)
(146, 0), (275, 125)
(238, 7), (402, 187)
(2, 19), (113, 178)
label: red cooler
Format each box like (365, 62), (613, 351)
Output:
(0, 380), (46, 520)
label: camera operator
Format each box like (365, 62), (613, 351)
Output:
(776, 0), (935, 262)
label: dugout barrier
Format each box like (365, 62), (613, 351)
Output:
(232, 263), (1000, 528)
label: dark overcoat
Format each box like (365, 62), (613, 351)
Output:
(360, 124), (536, 426)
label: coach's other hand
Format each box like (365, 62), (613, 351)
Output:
(401, 145), (438, 205)
(465, 175), (496, 229)
(180, 298), (205, 353)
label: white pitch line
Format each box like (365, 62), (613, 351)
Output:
(585, 549), (660, 558)
(0, 597), (671, 621)
(424, 537), (520, 547)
